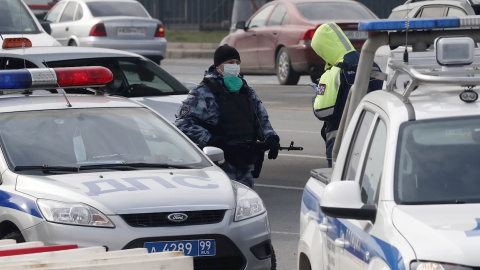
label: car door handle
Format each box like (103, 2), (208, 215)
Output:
(334, 238), (350, 249)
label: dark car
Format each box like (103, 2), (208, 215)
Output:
(220, 0), (378, 85)
(389, 0), (480, 19)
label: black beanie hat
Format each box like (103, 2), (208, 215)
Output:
(214, 45), (241, 67)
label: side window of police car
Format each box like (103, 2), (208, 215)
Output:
(343, 110), (387, 205)
(343, 110), (375, 181)
(360, 119), (386, 205)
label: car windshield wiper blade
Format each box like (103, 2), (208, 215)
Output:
(78, 163), (139, 171)
(123, 163), (195, 169)
(14, 165), (79, 172)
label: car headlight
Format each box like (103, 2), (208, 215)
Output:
(37, 199), (115, 228)
(232, 182), (266, 222)
(411, 261), (473, 270)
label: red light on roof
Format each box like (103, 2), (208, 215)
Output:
(2, 38), (32, 49)
(55, 66), (113, 87)
(89, 23), (106, 37)
(155, 24), (165, 37)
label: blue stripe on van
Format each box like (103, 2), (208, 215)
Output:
(302, 186), (405, 270)
(0, 190), (42, 218)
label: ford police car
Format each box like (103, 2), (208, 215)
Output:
(298, 17), (480, 270)
(0, 65), (274, 270)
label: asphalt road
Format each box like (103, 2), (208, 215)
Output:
(162, 58), (328, 270)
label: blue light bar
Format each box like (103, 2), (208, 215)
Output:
(358, 18), (460, 31)
(0, 70), (32, 89)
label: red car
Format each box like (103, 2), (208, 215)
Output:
(220, 0), (378, 85)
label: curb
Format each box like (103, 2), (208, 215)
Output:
(166, 42), (218, 59)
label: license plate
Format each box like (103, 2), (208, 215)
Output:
(344, 30), (368, 40)
(144, 239), (215, 257)
(117, 27), (145, 36)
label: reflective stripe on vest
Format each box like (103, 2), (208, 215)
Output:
(326, 22), (354, 52)
(313, 67), (341, 118)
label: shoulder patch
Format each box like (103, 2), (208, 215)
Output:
(178, 104), (190, 118)
(318, 83), (326, 95)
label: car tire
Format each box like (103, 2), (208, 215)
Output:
(270, 244), (277, 270)
(276, 47), (300, 85)
(2, 231), (25, 243)
(68, 40), (78, 46)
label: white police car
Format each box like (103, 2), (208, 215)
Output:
(298, 17), (480, 270)
(0, 66), (274, 270)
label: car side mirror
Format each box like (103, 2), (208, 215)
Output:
(235, 21), (246, 30)
(321, 180), (377, 223)
(40, 21), (52, 34)
(203, 146), (224, 163)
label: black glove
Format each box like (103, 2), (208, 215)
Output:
(207, 136), (228, 149)
(265, 135), (280, 160)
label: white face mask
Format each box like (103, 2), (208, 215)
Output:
(222, 64), (240, 77)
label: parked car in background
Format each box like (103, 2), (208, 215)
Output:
(0, 43), (187, 122)
(389, 0), (480, 19)
(0, 0), (59, 46)
(24, 0), (58, 19)
(220, 0), (378, 85)
(44, 0), (167, 64)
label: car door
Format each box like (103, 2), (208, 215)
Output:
(324, 109), (388, 270)
(257, 3), (287, 71)
(232, 4), (274, 71)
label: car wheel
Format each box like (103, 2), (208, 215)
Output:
(2, 231), (25, 243)
(276, 47), (300, 85)
(68, 40), (78, 46)
(270, 244), (277, 270)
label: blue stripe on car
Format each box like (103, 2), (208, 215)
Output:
(0, 190), (42, 218)
(302, 186), (405, 270)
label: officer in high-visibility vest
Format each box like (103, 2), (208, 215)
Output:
(311, 22), (383, 167)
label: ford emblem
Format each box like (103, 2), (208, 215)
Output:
(167, 213), (188, 222)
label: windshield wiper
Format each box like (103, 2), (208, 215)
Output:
(14, 165), (79, 173)
(121, 163), (195, 169)
(78, 163), (194, 171)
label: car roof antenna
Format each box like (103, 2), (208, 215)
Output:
(403, 2), (410, 64)
(43, 60), (72, 108)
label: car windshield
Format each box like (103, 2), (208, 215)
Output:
(0, 0), (40, 34)
(395, 117), (480, 204)
(44, 57), (189, 97)
(87, 1), (150, 17)
(0, 107), (210, 174)
(296, 2), (377, 21)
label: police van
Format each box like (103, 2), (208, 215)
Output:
(298, 16), (480, 270)
(0, 59), (274, 270)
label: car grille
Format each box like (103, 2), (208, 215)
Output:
(123, 234), (246, 270)
(120, 210), (226, 227)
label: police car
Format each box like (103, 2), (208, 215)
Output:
(0, 65), (274, 270)
(298, 16), (480, 270)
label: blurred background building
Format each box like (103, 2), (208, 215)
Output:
(137, 0), (405, 30)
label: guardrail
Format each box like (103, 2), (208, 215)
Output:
(0, 239), (193, 269)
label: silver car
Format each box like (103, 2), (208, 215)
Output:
(0, 45), (186, 122)
(44, 0), (167, 64)
(0, 66), (274, 270)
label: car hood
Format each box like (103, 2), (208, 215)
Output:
(15, 167), (235, 215)
(131, 95), (186, 123)
(393, 204), (480, 265)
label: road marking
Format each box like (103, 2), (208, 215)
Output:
(256, 183), (304, 191)
(271, 231), (299, 235)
